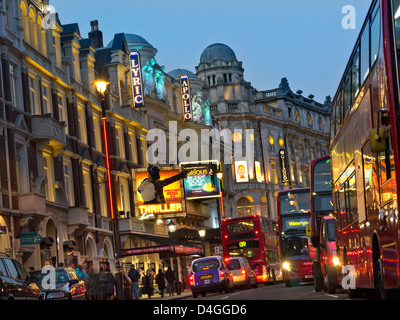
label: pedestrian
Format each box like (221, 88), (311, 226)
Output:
(103, 266), (116, 300)
(86, 263), (98, 300)
(155, 269), (167, 298)
(128, 265), (140, 300)
(143, 269), (154, 299)
(165, 266), (176, 296)
(75, 264), (89, 284)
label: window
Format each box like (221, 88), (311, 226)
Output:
(13, 260), (28, 281)
(41, 82), (50, 114)
(9, 64), (18, 107)
(295, 109), (300, 121)
(92, 113), (102, 152)
(344, 73), (351, 118)
(43, 152), (54, 202)
(82, 167), (93, 213)
(307, 113), (312, 127)
(63, 158), (75, 206)
(98, 171), (107, 217)
(346, 174), (358, 224)
(15, 143), (29, 193)
(115, 125), (124, 157)
(77, 104), (87, 143)
(129, 131), (138, 163)
(360, 24), (370, 83)
(3, 259), (19, 279)
(0, 260), (8, 277)
(29, 75), (37, 114)
(370, 3), (381, 65)
(119, 178), (131, 215)
(351, 48), (360, 100)
(57, 93), (68, 132)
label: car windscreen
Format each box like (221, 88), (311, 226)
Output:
(192, 258), (220, 272)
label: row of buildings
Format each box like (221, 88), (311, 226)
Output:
(0, 0), (331, 284)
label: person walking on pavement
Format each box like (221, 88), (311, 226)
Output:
(166, 266), (176, 296)
(155, 269), (167, 298)
(143, 269), (154, 299)
(103, 266), (116, 300)
(128, 265), (140, 300)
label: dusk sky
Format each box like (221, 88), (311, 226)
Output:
(50, 0), (371, 103)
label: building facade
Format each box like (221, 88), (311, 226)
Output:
(195, 43), (331, 221)
(0, 1), (331, 284)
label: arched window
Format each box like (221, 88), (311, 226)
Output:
(29, 8), (38, 49)
(307, 113), (312, 127)
(20, 1), (29, 42)
(318, 117), (323, 130)
(295, 108), (300, 121)
(37, 15), (47, 56)
(237, 196), (254, 217)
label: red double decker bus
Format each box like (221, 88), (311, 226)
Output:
(307, 156), (338, 293)
(330, 0), (400, 299)
(221, 215), (282, 284)
(277, 188), (313, 287)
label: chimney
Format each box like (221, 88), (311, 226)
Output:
(88, 20), (103, 49)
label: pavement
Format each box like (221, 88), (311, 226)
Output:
(140, 288), (192, 300)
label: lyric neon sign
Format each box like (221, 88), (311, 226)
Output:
(180, 74), (192, 121)
(130, 50), (144, 107)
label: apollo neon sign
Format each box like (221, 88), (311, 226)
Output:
(180, 74), (192, 121)
(129, 50), (144, 107)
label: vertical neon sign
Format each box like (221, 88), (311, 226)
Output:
(130, 50), (144, 107)
(180, 74), (192, 121)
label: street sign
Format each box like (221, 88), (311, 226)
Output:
(20, 232), (42, 245)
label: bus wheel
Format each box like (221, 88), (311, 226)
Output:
(313, 262), (323, 292)
(325, 269), (336, 294)
(374, 258), (387, 300)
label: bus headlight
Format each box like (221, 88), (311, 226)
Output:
(283, 262), (291, 271)
(332, 256), (340, 266)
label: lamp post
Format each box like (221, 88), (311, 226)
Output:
(167, 220), (181, 295)
(198, 229), (206, 257)
(216, 170), (225, 219)
(95, 78), (124, 300)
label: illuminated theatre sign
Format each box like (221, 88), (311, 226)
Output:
(278, 149), (289, 184)
(132, 168), (186, 219)
(180, 74), (192, 121)
(129, 50), (144, 107)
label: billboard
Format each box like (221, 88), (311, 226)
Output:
(180, 74), (192, 121)
(180, 161), (221, 200)
(132, 168), (186, 219)
(129, 50), (144, 107)
(234, 160), (249, 183)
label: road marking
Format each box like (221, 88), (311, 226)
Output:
(325, 294), (339, 298)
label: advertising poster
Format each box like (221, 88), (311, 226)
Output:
(181, 161), (221, 199)
(132, 168), (186, 219)
(235, 160), (249, 182)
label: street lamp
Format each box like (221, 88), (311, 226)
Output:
(168, 220), (180, 295)
(216, 170), (225, 219)
(95, 78), (124, 299)
(198, 229), (206, 257)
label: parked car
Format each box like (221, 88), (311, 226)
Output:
(30, 267), (88, 300)
(188, 256), (234, 298)
(0, 253), (42, 300)
(225, 257), (257, 289)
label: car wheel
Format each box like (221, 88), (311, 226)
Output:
(192, 291), (198, 298)
(201, 291), (206, 297)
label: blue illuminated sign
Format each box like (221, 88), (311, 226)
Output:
(130, 50), (144, 107)
(180, 74), (192, 121)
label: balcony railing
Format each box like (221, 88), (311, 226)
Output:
(118, 217), (168, 237)
(31, 115), (66, 154)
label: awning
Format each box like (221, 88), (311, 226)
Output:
(121, 244), (203, 257)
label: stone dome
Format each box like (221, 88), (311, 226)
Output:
(106, 33), (154, 50)
(168, 68), (200, 81)
(200, 43), (237, 64)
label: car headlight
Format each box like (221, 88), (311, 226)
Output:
(283, 262), (291, 271)
(46, 291), (67, 299)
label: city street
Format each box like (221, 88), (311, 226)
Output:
(152, 283), (351, 301)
